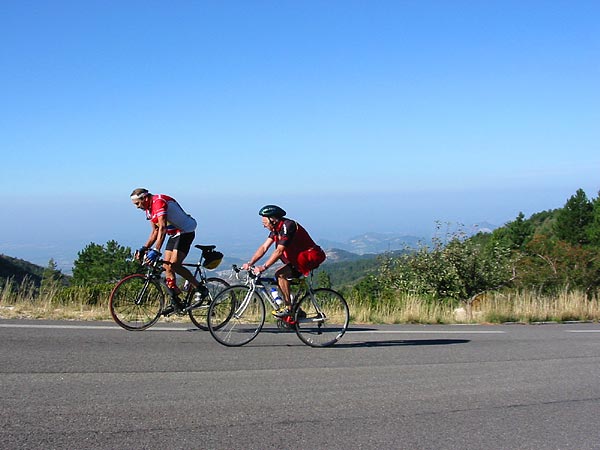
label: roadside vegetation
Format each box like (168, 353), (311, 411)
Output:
(2, 188), (600, 324)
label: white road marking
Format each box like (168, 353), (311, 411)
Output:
(0, 323), (505, 334)
(0, 323), (184, 331)
(565, 330), (600, 333)
(2, 323), (597, 334)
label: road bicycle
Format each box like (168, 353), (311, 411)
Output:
(109, 245), (229, 331)
(207, 265), (349, 347)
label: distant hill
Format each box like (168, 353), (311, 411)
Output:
(0, 254), (45, 285)
(319, 232), (423, 255)
(317, 255), (379, 288)
(324, 248), (377, 263)
(319, 246), (415, 288)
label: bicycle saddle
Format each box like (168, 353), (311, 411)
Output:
(195, 244), (216, 251)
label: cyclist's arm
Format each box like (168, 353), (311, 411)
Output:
(259, 244), (284, 272)
(245, 237), (274, 268)
(143, 216), (167, 252)
(143, 222), (159, 250)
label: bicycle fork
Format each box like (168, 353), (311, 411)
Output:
(135, 279), (153, 306)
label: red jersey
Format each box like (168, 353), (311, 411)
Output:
(269, 219), (325, 274)
(145, 194), (197, 235)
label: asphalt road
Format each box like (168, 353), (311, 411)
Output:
(1, 319), (599, 449)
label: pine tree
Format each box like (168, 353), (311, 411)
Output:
(40, 258), (63, 295)
(587, 192), (600, 246)
(554, 189), (593, 245)
(72, 241), (135, 285)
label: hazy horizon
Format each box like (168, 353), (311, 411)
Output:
(3, 184), (598, 272)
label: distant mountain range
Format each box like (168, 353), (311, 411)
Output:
(318, 224), (497, 261)
(319, 232), (424, 256)
(1, 225), (498, 278)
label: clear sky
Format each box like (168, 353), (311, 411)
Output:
(1, 0), (599, 271)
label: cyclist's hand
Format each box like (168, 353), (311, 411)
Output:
(134, 246), (148, 261)
(252, 265), (266, 276)
(145, 249), (161, 263)
(241, 262), (251, 271)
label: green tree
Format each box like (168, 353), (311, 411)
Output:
(317, 270), (332, 288)
(587, 192), (600, 246)
(378, 229), (516, 304)
(554, 189), (593, 245)
(518, 234), (600, 296)
(502, 212), (534, 250)
(40, 258), (64, 295)
(72, 240), (136, 285)
(41, 259), (61, 283)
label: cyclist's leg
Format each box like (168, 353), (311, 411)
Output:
(166, 233), (199, 290)
(274, 264), (301, 308)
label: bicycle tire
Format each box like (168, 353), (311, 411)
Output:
(188, 277), (230, 330)
(208, 285), (265, 347)
(294, 288), (349, 347)
(109, 274), (164, 331)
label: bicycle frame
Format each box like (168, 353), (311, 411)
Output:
(230, 266), (323, 324)
(149, 251), (216, 304)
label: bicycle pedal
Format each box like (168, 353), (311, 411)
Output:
(162, 305), (175, 316)
(189, 300), (205, 309)
(283, 316), (296, 325)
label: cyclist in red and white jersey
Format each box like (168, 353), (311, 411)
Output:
(242, 205), (326, 318)
(130, 188), (202, 313)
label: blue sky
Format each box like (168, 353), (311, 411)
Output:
(1, 0), (599, 271)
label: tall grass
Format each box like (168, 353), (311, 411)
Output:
(477, 289), (600, 324)
(344, 289), (600, 324)
(0, 277), (112, 321)
(2, 276), (599, 324)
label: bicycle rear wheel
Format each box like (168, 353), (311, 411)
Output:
(294, 288), (349, 347)
(208, 285), (265, 347)
(109, 274), (164, 330)
(188, 277), (230, 330)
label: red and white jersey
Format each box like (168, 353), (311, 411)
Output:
(145, 194), (196, 235)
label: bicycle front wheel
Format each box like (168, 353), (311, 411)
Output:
(109, 274), (164, 330)
(188, 277), (230, 330)
(208, 285), (265, 347)
(294, 288), (349, 347)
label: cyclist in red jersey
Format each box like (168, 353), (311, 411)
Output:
(242, 205), (326, 318)
(130, 188), (204, 313)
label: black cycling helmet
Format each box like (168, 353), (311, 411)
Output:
(259, 204), (286, 218)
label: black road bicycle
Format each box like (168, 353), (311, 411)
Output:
(109, 245), (229, 331)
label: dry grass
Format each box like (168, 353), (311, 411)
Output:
(346, 289), (600, 324)
(1, 277), (599, 324)
(0, 279), (112, 321)
(475, 290), (600, 324)
(350, 294), (456, 324)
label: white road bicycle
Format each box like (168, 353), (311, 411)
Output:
(207, 265), (349, 347)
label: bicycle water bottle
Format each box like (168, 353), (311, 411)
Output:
(193, 291), (202, 303)
(270, 287), (284, 308)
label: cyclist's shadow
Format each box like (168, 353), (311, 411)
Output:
(334, 326), (470, 348)
(334, 338), (470, 348)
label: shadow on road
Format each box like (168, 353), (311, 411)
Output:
(334, 338), (470, 348)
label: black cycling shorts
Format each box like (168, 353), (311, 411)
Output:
(166, 232), (195, 255)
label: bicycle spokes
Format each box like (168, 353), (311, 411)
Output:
(294, 288), (349, 347)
